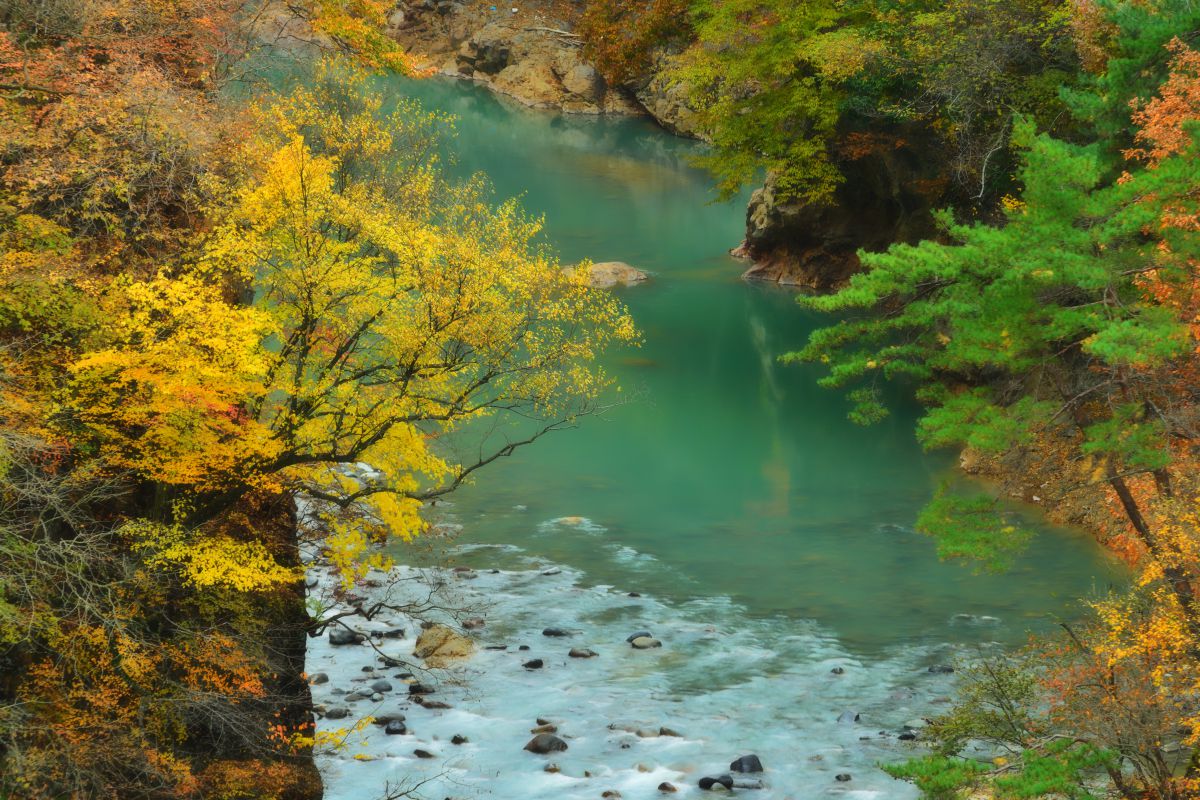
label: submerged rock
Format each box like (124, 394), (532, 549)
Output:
(524, 733), (568, 754)
(324, 706), (349, 720)
(370, 680), (393, 693)
(565, 261), (649, 289)
(658, 783), (677, 793)
(307, 672), (329, 685)
(522, 658), (544, 669)
(730, 754), (763, 773)
(630, 636), (662, 649)
(836, 773), (852, 782)
(837, 710), (860, 724)
(542, 627), (572, 637)
(384, 720), (408, 735)
(733, 779), (765, 789)
(451, 734), (469, 745)
(415, 698), (451, 709)
(568, 647), (598, 658)
(414, 748), (435, 759)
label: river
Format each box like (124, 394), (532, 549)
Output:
(306, 74), (1125, 799)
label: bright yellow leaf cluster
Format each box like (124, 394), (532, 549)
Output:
(126, 520), (298, 593)
(66, 274), (279, 490)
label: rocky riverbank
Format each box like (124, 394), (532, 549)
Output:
(302, 517), (985, 799)
(384, 0), (700, 133)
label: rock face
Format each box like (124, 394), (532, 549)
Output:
(565, 261), (649, 289)
(390, 6), (641, 115)
(633, 51), (702, 138)
(735, 128), (946, 290)
(413, 624), (474, 667)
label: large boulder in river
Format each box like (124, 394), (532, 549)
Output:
(413, 623), (474, 667)
(565, 261), (649, 289)
(328, 628), (363, 645)
(524, 733), (569, 754)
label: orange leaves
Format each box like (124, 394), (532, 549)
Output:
(163, 633), (267, 698)
(578, 0), (691, 84)
(1128, 38), (1200, 167)
(196, 758), (320, 800)
(1068, 0), (1116, 74)
(836, 131), (906, 161)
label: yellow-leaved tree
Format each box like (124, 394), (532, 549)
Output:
(65, 60), (638, 584)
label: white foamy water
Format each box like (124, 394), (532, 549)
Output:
(307, 540), (985, 800)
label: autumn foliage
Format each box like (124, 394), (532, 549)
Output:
(0, 1), (633, 797)
(803, 8), (1200, 796)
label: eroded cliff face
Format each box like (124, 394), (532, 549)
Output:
(386, 1), (637, 114)
(735, 128), (950, 291)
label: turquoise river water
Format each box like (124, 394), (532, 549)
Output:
(386, 76), (1123, 648)
(309, 74), (1127, 800)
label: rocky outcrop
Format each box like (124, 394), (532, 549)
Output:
(388, 3), (641, 114)
(735, 128), (947, 290)
(386, 1), (703, 132)
(632, 51), (702, 139)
